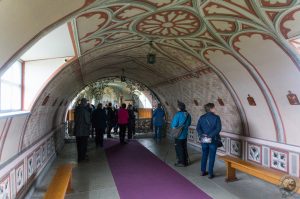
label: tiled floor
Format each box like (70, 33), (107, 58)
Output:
(31, 137), (300, 199)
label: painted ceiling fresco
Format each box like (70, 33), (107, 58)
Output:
(74, 1), (299, 57)
(72, 0), (300, 85)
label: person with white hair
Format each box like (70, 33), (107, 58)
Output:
(197, 103), (222, 179)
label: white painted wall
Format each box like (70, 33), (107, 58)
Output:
(0, 0), (86, 69)
(234, 34), (300, 146)
(205, 49), (277, 141)
(24, 58), (65, 110)
(21, 23), (74, 61)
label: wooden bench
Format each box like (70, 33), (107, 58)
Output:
(219, 155), (285, 185)
(44, 164), (73, 199)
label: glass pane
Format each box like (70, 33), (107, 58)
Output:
(1, 61), (22, 85)
(11, 85), (21, 110)
(0, 82), (21, 111)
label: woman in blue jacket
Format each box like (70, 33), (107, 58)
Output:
(197, 103), (222, 179)
(171, 101), (191, 167)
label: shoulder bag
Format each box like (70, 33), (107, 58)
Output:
(171, 113), (189, 138)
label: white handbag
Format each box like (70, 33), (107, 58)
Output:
(200, 135), (212, 144)
(200, 118), (212, 144)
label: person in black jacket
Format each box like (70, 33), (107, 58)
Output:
(127, 104), (136, 139)
(92, 103), (107, 147)
(113, 105), (119, 134)
(106, 102), (116, 138)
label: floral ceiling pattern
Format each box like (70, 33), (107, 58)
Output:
(73, 0), (300, 63)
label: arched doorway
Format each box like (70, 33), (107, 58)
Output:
(65, 77), (166, 139)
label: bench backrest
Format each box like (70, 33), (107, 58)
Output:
(219, 155), (284, 180)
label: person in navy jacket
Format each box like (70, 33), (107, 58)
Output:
(171, 101), (191, 167)
(152, 103), (165, 142)
(196, 103), (222, 178)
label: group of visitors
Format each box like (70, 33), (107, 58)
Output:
(152, 101), (222, 179)
(74, 98), (136, 162)
(75, 97), (221, 177)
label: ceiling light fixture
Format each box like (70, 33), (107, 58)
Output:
(147, 41), (156, 64)
(121, 68), (126, 82)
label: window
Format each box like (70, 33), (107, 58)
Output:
(0, 61), (22, 112)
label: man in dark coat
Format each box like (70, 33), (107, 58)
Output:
(113, 105), (119, 134)
(106, 102), (115, 138)
(74, 98), (91, 162)
(92, 103), (107, 147)
(127, 104), (136, 139)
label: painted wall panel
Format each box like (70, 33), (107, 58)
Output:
(205, 49), (276, 141)
(234, 33), (300, 146)
(155, 71), (242, 134)
(1, 115), (27, 163)
(0, 118), (7, 137)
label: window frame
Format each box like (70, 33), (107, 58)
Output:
(0, 60), (23, 113)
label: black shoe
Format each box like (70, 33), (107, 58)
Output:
(107, 135), (112, 138)
(201, 172), (208, 176)
(208, 174), (215, 179)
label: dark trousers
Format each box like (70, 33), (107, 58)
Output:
(95, 128), (105, 147)
(154, 126), (162, 141)
(201, 143), (217, 175)
(107, 124), (113, 137)
(90, 128), (95, 138)
(113, 124), (118, 134)
(127, 122), (134, 139)
(132, 120), (136, 135)
(175, 138), (188, 165)
(76, 136), (88, 161)
(119, 124), (127, 143)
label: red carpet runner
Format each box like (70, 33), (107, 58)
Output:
(105, 140), (212, 199)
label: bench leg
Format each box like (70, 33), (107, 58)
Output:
(67, 176), (72, 193)
(225, 162), (238, 182)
